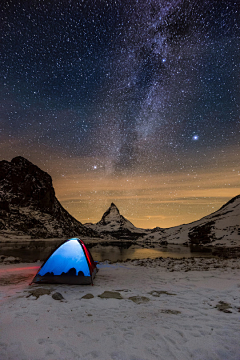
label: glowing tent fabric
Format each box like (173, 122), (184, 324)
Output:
(32, 238), (98, 285)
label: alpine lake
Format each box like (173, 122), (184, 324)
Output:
(0, 239), (217, 263)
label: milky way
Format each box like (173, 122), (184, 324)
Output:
(0, 0), (239, 227)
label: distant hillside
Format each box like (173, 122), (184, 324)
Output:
(144, 195), (240, 247)
(0, 156), (96, 239)
(85, 203), (150, 240)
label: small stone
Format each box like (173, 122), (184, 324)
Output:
(215, 301), (232, 313)
(128, 296), (150, 304)
(148, 290), (176, 297)
(52, 292), (64, 301)
(98, 291), (123, 299)
(161, 309), (181, 315)
(82, 293), (94, 299)
(26, 288), (52, 299)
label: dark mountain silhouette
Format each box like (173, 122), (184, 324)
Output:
(0, 156), (96, 238)
(1, 156), (239, 246)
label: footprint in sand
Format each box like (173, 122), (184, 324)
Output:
(123, 331), (134, 340)
(84, 350), (100, 359)
(37, 338), (52, 345)
(143, 333), (156, 340)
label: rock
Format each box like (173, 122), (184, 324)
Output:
(188, 222), (215, 244)
(3, 256), (20, 263)
(84, 202), (151, 240)
(0, 200), (9, 212)
(52, 292), (65, 301)
(0, 156), (97, 238)
(161, 309), (181, 315)
(82, 293), (94, 299)
(98, 291), (123, 299)
(26, 288), (52, 299)
(128, 296), (150, 304)
(160, 241), (168, 245)
(215, 301), (232, 313)
(148, 290), (176, 297)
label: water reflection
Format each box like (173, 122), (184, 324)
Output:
(90, 244), (213, 262)
(0, 240), (60, 262)
(0, 241), (214, 263)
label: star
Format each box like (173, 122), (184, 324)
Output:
(192, 135), (199, 141)
(0, 0), (239, 228)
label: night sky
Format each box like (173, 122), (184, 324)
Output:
(1, 0), (240, 228)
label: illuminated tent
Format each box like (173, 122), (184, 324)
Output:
(32, 238), (98, 285)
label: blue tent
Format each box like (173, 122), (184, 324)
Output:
(32, 238), (98, 285)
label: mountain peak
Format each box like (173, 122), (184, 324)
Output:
(0, 156), (95, 238)
(99, 203), (120, 225)
(110, 202), (119, 210)
(84, 203), (149, 239)
(11, 156), (32, 167)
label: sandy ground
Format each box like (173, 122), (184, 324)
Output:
(0, 258), (240, 360)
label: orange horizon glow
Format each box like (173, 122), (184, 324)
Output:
(2, 150), (239, 229)
(52, 163), (240, 229)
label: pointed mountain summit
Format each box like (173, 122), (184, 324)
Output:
(98, 203), (128, 226)
(0, 156), (96, 239)
(85, 203), (150, 239)
(98, 203), (121, 225)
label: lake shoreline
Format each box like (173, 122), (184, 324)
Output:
(1, 237), (240, 265)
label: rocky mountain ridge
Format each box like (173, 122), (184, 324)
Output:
(144, 195), (240, 247)
(0, 156), (96, 238)
(84, 202), (150, 240)
(0, 156), (239, 246)
(85, 196), (240, 246)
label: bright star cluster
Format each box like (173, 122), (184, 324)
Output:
(0, 0), (239, 227)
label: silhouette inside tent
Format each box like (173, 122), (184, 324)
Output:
(32, 238), (98, 285)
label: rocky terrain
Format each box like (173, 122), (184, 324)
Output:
(84, 196), (240, 247)
(143, 195), (240, 247)
(0, 156), (239, 246)
(0, 156), (96, 239)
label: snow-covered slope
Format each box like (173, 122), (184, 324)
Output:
(85, 203), (150, 239)
(0, 156), (96, 239)
(144, 195), (240, 247)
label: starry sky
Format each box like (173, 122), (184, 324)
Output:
(1, 0), (240, 228)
